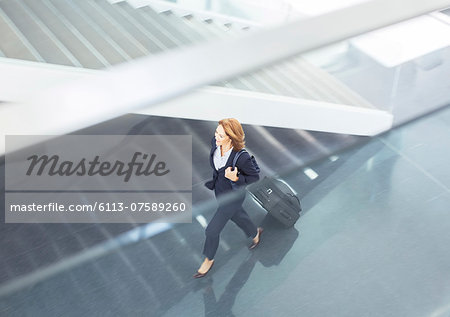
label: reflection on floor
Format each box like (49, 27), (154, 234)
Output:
(1, 105), (450, 316)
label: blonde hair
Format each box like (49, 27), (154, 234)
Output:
(219, 118), (245, 151)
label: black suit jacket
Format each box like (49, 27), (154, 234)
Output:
(205, 137), (259, 197)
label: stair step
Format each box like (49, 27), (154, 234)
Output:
(198, 20), (290, 95)
(254, 67), (305, 97)
(211, 21), (374, 108)
(75, 0), (148, 59)
(220, 78), (248, 90)
(47, 0), (129, 65)
(182, 17), (249, 87)
(0, 0), (76, 66)
(239, 73), (281, 94)
(90, 0), (164, 55)
(137, 5), (191, 46)
(267, 64), (322, 99)
(275, 61), (337, 101)
(113, 1), (177, 51)
(225, 24), (318, 98)
(281, 60), (344, 103)
(172, 13), (214, 42)
(202, 19), (234, 38)
(289, 57), (375, 108)
(0, 6), (40, 62)
(23, 0), (107, 69)
(159, 10), (205, 43)
(126, 5), (185, 48)
(182, 15), (221, 40)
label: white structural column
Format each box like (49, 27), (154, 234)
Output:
(1, 0), (449, 154)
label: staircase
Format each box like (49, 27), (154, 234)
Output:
(0, 0), (382, 112)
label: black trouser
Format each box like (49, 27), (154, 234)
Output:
(202, 197), (258, 260)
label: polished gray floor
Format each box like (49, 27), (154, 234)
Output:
(0, 115), (365, 286)
(1, 104), (450, 316)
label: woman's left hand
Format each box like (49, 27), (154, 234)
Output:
(225, 167), (239, 182)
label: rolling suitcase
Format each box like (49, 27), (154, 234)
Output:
(247, 176), (301, 227)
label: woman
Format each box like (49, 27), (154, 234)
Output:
(194, 118), (263, 278)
